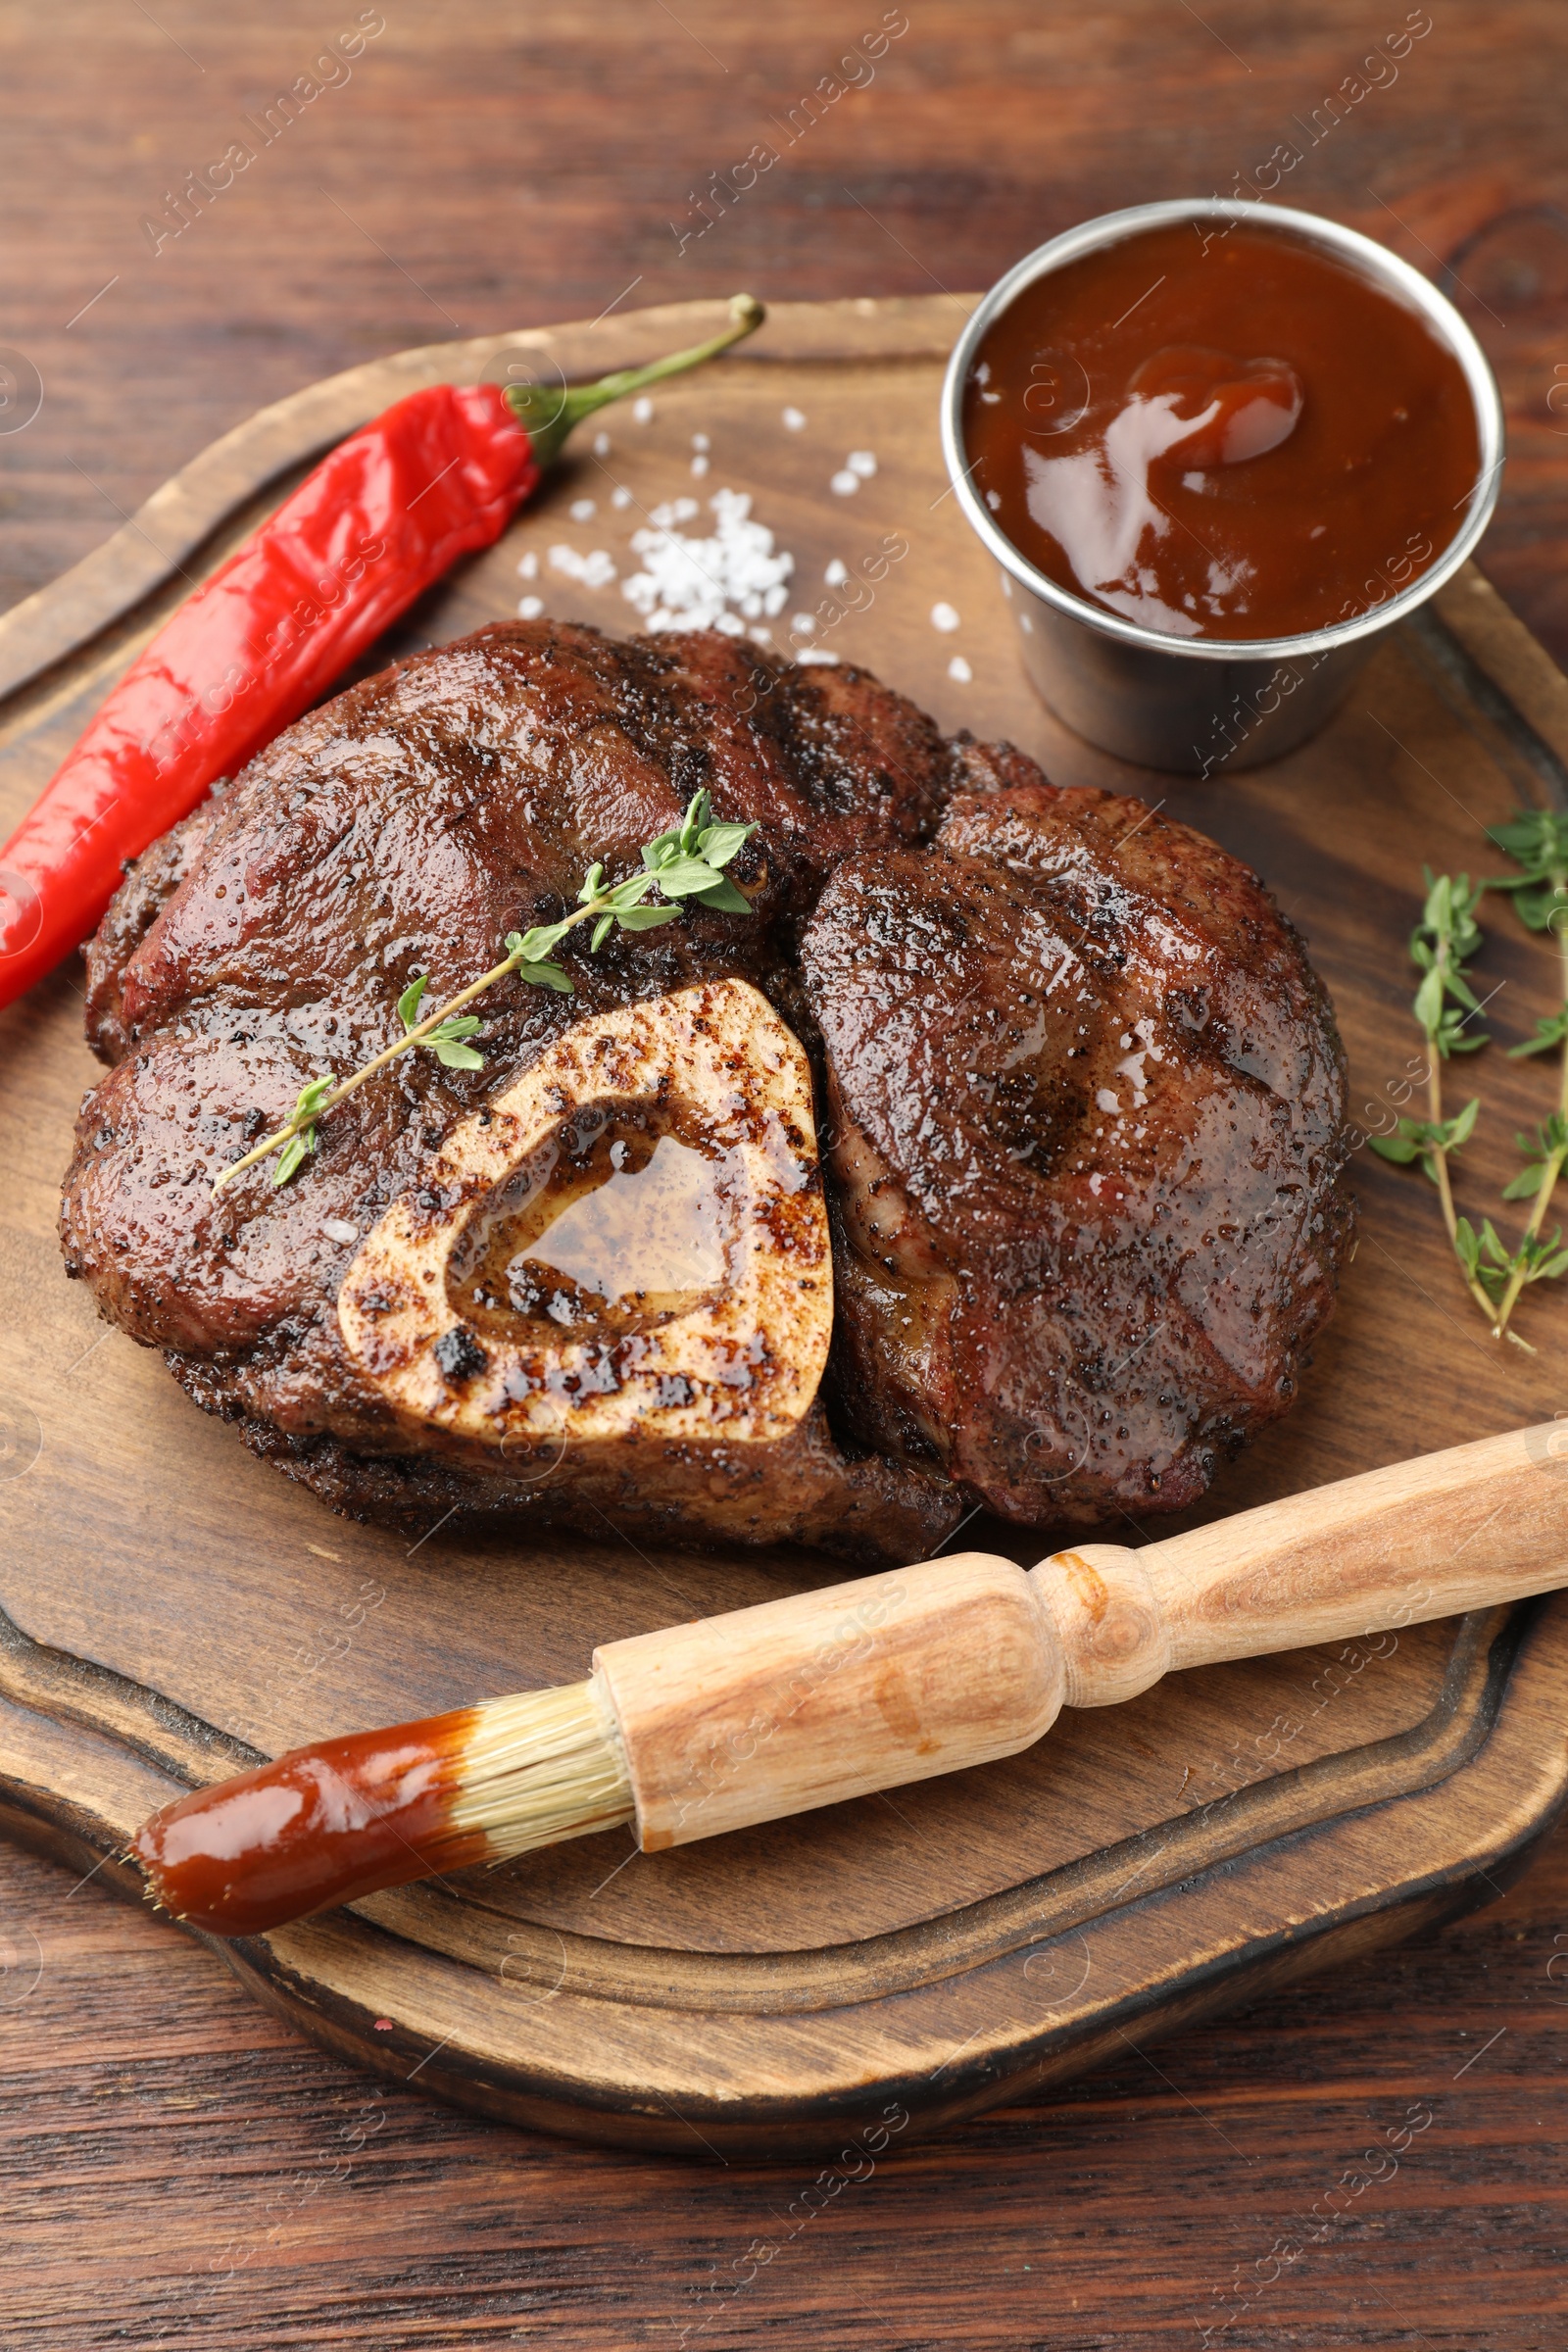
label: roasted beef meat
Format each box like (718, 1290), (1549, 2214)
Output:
(61, 619), (1353, 1558)
(802, 781), (1352, 1523)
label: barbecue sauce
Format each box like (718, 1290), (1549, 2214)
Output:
(962, 220), (1481, 640)
(132, 1712), (487, 1937)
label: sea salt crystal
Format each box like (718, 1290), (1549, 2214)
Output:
(691, 453), (710, 477)
(549, 545), (617, 589)
(516, 551), (539, 579)
(692, 432), (710, 451)
(798, 646), (839, 663)
(824, 558), (849, 586)
(611, 484), (633, 509)
(986, 489), (1002, 511)
(569, 498), (596, 522)
(931, 602), (960, 632)
(517, 594), (545, 619)
(323, 1219), (359, 1245)
(948, 656), (973, 683)
(619, 487), (795, 634)
(791, 612), (816, 635)
(830, 469), (860, 496)
(633, 396), (655, 423)
(593, 431), (612, 456)
(782, 406), (807, 430)
(846, 450), (877, 478)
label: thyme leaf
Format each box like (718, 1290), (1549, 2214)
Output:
(270, 1077), (335, 1188)
(1485, 808), (1568, 931)
(1484, 811), (1568, 1340)
(1380, 820), (1568, 1345)
(1374, 870), (1499, 1324)
(397, 975), (487, 1067)
(1368, 1096), (1480, 1182)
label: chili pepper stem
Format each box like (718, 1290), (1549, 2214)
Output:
(1491, 887), (1568, 1341)
(506, 293), (765, 468)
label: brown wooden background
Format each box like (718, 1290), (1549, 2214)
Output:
(4, 4), (1568, 2344)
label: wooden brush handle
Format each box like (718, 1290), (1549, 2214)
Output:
(1037, 1421), (1568, 1708)
(595, 1423), (1568, 1850)
(594, 1552), (1060, 1849)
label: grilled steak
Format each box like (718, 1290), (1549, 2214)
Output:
(802, 780), (1353, 1523)
(61, 619), (1353, 1559)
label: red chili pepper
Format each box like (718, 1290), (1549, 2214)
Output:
(0, 294), (763, 1010)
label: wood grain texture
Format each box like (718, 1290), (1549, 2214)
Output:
(5, 294), (1568, 2169)
(6, 3), (1568, 670)
(6, 0), (1568, 2337)
(595, 1421), (1568, 1850)
(596, 1552), (1063, 1848)
(1137, 1424), (1568, 1669)
(0, 296), (962, 704)
(5, 1819), (1568, 2349)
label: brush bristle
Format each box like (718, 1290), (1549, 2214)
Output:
(448, 1678), (634, 1862)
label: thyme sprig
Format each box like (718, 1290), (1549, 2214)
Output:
(1485, 808), (1568, 932)
(1369, 869), (1496, 1322)
(1371, 816), (1568, 1346)
(1484, 809), (1568, 1338)
(214, 791), (758, 1193)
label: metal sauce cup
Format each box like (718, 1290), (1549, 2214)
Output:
(940, 199), (1504, 775)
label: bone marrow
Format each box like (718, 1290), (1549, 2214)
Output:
(337, 978), (834, 1464)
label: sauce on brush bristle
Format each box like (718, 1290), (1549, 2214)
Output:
(131, 1682), (634, 1938)
(132, 1709), (488, 1937)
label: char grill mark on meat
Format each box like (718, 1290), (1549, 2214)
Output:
(61, 620), (1353, 1558)
(801, 780), (1352, 1524)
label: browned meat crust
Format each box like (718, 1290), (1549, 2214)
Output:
(801, 781), (1352, 1523)
(82, 791), (224, 1063)
(61, 619), (1352, 1557)
(61, 621), (965, 1560)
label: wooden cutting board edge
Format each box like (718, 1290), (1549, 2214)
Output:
(1, 1597), (1563, 2158)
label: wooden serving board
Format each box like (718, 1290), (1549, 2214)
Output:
(3, 297), (1568, 2160)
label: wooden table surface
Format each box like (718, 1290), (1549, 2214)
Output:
(4, 5), (1568, 2344)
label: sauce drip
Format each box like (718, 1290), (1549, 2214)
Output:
(962, 221), (1481, 641)
(454, 1105), (733, 1337)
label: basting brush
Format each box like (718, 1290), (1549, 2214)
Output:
(132, 1422), (1568, 1937)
